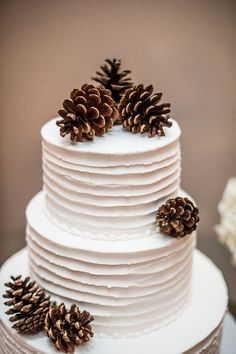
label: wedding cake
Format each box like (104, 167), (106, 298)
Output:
(0, 60), (228, 354)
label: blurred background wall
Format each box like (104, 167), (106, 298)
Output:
(0, 0), (236, 302)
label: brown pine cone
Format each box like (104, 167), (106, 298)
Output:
(118, 84), (172, 137)
(45, 303), (94, 353)
(156, 197), (200, 237)
(92, 58), (133, 103)
(57, 84), (119, 142)
(3, 275), (51, 334)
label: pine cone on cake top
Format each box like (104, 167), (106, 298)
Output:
(3, 275), (51, 334)
(45, 303), (94, 353)
(92, 58), (133, 103)
(57, 84), (119, 143)
(156, 197), (200, 237)
(118, 84), (172, 137)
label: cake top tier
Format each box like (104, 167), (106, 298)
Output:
(41, 118), (181, 157)
(41, 117), (181, 239)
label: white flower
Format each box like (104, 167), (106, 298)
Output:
(218, 177), (236, 215)
(215, 177), (236, 267)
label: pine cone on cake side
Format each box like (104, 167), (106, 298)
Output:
(92, 58), (133, 103)
(3, 275), (51, 334)
(57, 84), (119, 142)
(118, 84), (172, 137)
(45, 303), (94, 353)
(156, 197), (200, 237)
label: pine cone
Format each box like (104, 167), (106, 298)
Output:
(57, 84), (118, 142)
(3, 275), (51, 334)
(45, 303), (94, 353)
(92, 58), (133, 103)
(156, 197), (200, 237)
(118, 84), (172, 137)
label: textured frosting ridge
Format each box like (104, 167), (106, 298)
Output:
(41, 118), (181, 240)
(26, 192), (195, 337)
(0, 96), (228, 352)
(0, 318), (224, 354)
(1, 249), (228, 353)
(25, 118), (196, 337)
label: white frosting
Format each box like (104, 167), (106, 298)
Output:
(0, 249), (228, 354)
(26, 191), (195, 336)
(27, 117), (194, 336)
(0, 98), (229, 353)
(0, 116), (228, 353)
(41, 118), (181, 239)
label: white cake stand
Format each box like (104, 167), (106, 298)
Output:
(0, 248), (230, 354)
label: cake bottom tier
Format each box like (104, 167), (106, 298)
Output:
(0, 248), (227, 354)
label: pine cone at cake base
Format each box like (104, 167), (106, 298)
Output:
(118, 84), (172, 137)
(3, 275), (51, 334)
(45, 303), (94, 353)
(57, 84), (119, 142)
(156, 197), (200, 237)
(92, 58), (133, 103)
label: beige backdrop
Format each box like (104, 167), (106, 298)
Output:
(0, 0), (236, 297)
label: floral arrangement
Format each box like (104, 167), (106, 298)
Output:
(215, 177), (236, 266)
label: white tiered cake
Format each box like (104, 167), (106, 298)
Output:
(0, 118), (228, 353)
